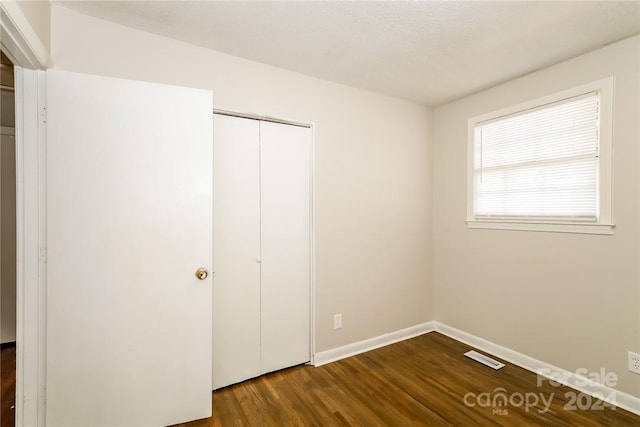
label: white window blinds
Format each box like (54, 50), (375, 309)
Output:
(473, 92), (600, 221)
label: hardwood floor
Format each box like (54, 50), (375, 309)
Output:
(0, 343), (15, 427)
(2, 333), (637, 426)
(178, 332), (640, 426)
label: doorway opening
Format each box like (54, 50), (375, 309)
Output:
(0, 50), (16, 427)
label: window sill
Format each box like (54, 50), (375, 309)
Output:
(465, 220), (615, 235)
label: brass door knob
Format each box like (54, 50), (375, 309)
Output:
(195, 267), (208, 280)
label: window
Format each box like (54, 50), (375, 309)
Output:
(467, 78), (614, 234)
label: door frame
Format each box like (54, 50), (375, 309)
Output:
(0, 3), (49, 426)
(213, 109), (317, 365)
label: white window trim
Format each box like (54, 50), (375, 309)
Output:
(466, 77), (615, 235)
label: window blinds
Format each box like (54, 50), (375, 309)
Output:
(473, 92), (600, 221)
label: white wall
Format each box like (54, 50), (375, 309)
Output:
(433, 36), (640, 397)
(50, 6), (433, 352)
(15, 0), (50, 55)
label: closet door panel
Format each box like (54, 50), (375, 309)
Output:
(212, 115), (261, 389)
(260, 121), (311, 373)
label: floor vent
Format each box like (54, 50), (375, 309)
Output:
(464, 350), (505, 370)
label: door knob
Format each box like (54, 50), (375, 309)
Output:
(195, 267), (208, 280)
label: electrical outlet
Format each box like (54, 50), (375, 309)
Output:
(629, 351), (640, 374)
(333, 314), (342, 330)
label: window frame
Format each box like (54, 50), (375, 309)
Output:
(466, 77), (614, 235)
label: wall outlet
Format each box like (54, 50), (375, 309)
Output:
(629, 351), (640, 374)
(333, 313), (342, 330)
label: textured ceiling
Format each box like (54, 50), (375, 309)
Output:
(55, 1), (640, 106)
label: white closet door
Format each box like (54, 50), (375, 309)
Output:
(46, 70), (213, 426)
(212, 114), (261, 389)
(260, 121), (311, 373)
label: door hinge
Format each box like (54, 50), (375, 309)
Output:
(40, 247), (47, 263)
(40, 106), (47, 124)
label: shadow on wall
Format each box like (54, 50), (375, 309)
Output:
(1, 50), (16, 345)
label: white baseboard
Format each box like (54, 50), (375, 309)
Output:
(312, 320), (640, 416)
(313, 321), (435, 367)
(433, 321), (640, 416)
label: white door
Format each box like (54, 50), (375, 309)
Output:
(260, 121), (311, 373)
(212, 115), (311, 389)
(212, 114), (261, 389)
(46, 70), (213, 427)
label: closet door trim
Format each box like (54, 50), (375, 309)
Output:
(214, 109), (312, 129)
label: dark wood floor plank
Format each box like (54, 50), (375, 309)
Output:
(0, 343), (15, 427)
(177, 332), (640, 427)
